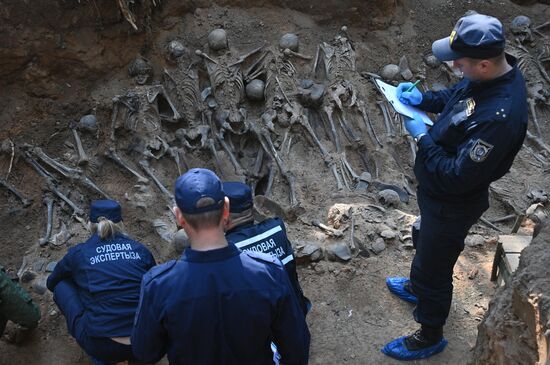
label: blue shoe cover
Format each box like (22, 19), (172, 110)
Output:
(386, 277), (418, 304)
(381, 336), (448, 360)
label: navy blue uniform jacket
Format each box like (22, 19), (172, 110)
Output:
(46, 233), (155, 337)
(131, 244), (310, 365)
(226, 218), (310, 315)
(415, 55), (528, 204)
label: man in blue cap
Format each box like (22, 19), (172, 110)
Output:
(131, 168), (310, 365)
(384, 13), (528, 360)
(223, 181), (310, 316)
(47, 199), (156, 364)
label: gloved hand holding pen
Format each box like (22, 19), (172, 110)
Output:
(396, 81), (423, 105)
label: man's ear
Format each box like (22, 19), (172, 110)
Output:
(479, 59), (491, 73)
(223, 197), (230, 220)
(174, 206), (186, 228)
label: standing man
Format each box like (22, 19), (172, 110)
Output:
(383, 13), (528, 360)
(132, 168), (310, 365)
(224, 181), (310, 316)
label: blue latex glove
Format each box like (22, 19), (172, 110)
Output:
(396, 82), (423, 105)
(404, 113), (428, 139)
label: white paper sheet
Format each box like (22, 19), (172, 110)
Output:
(374, 79), (434, 126)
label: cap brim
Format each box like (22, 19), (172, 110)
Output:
(432, 37), (463, 61)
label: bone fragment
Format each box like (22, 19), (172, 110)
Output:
(38, 196), (54, 246)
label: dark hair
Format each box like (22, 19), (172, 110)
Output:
(181, 197), (224, 230)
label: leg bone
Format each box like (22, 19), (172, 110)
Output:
(38, 196), (54, 246)
(139, 160), (174, 202)
(106, 148), (149, 184)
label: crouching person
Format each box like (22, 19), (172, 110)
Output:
(223, 182), (310, 315)
(132, 168), (310, 365)
(46, 200), (155, 364)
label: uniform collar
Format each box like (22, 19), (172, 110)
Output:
(182, 244), (240, 263)
(467, 54), (518, 91)
(225, 221), (255, 235)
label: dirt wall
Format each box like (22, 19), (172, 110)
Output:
(471, 224), (550, 365)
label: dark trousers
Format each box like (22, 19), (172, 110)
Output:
(410, 191), (487, 328)
(53, 280), (135, 363)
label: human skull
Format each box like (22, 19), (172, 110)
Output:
(279, 33), (299, 52)
(510, 15), (533, 43)
(128, 57), (153, 85)
(78, 114), (98, 133)
(208, 29), (228, 51)
(245, 79), (265, 101)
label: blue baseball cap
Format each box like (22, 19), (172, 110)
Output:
(90, 200), (122, 223)
(223, 182), (253, 213)
(432, 14), (505, 61)
(175, 168), (225, 214)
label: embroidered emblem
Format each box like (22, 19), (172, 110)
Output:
(470, 139), (494, 163)
(450, 29), (457, 45)
(465, 98), (475, 116)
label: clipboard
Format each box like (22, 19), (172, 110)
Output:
(374, 79), (433, 126)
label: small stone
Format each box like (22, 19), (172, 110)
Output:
(399, 55), (413, 80)
(45, 261), (57, 272)
(371, 238), (386, 255)
(32, 277), (48, 295)
(153, 219), (175, 244)
(380, 230), (397, 240)
(326, 242), (352, 261)
(465, 234), (485, 247)
(49, 310), (58, 317)
(381, 64), (400, 80)
(20, 271), (36, 283)
(356, 172), (372, 190)
(25, 225), (31, 230)
(424, 54), (441, 68)
(377, 189), (400, 208)
(297, 243), (323, 262)
(172, 229), (190, 254)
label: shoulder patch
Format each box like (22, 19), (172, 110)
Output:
(244, 250), (281, 266)
(143, 260), (177, 284)
(469, 139), (494, 163)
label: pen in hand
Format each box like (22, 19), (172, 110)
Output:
(406, 80), (421, 93)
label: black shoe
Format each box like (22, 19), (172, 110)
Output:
(404, 326), (443, 351)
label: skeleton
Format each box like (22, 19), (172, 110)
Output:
(508, 42), (550, 139)
(195, 29), (263, 136)
(242, 33), (326, 201)
(109, 84), (182, 183)
(163, 47), (232, 177)
(311, 26), (376, 189)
